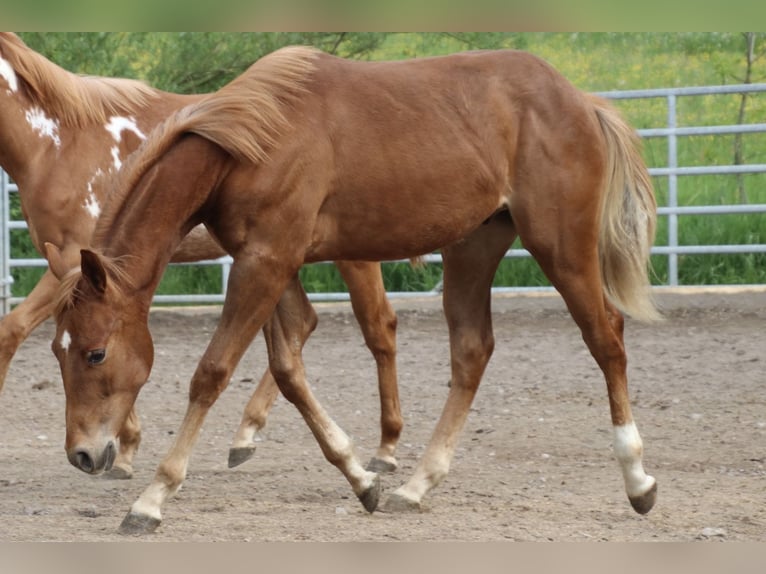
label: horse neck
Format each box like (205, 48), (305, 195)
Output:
(99, 136), (229, 300)
(0, 86), (52, 184)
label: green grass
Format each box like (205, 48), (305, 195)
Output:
(6, 33), (766, 299)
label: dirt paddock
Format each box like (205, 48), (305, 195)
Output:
(0, 288), (764, 541)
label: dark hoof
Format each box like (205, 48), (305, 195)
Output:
(629, 482), (658, 515)
(228, 446), (256, 468)
(358, 474), (381, 513)
(382, 492), (422, 513)
(105, 464), (133, 480)
(366, 457), (398, 474)
(118, 511), (161, 535)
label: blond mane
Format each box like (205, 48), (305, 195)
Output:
(53, 255), (137, 315)
(0, 32), (156, 127)
(94, 45), (320, 247)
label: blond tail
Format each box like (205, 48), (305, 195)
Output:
(590, 95), (661, 322)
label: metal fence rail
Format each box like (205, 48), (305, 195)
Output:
(2, 83), (766, 312)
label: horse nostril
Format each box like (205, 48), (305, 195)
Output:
(75, 449), (94, 473)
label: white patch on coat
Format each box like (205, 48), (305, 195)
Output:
(105, 116), (146, 143)
(0, 56), (18, 93)
(83, 169), (104, 218)
(110, 146), (123, 171)
(59, 330), (72, 352)
(105, 116), (146, 171)
(84, 190), (101, 218)
(25, 106), (61, 148)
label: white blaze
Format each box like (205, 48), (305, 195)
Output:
(0, 56), (18, 93)
(59, 330), (72, 352)
(25, 106), (61, 148)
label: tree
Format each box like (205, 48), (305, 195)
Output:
(670, 32), (765, 203)
(732, 33), (765, 203)
(18, 32), (137, 78)
(18, 33), (389, 94)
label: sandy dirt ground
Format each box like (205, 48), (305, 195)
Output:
(0, 288), (764, 542)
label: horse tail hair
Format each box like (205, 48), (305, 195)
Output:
(590, 95), (661, 322)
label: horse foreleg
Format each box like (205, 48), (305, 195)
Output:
(384, 217), (514, 512)
(228, 260), (401, 474)
(108, 407), (141, 479)
(263, 276), (380, 511)
(118, 257), (293, 535)
(0, 270), (58, 392)
(336, 260), (401, 473)
(227, 368), (280, 468)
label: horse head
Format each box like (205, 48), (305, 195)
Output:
(45, 243), (154, 475)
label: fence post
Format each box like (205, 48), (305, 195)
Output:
(666, 94), (679, 286)
(0, 169), (12, 315)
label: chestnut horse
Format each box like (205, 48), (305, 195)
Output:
(46, 45), (660, 534)
(0, 32), (402, 476)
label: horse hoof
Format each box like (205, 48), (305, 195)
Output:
(118, 511), (161, 535)
(228, 446), (256, 468)
(358, 474), (381, 513)
(382, 492), (422, 513)
(366, 457), (398, 474)
(629, 481), (658, 515)
(105, 464), (133, 480)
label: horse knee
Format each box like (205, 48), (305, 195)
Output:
(267, 352), (306, 404)
(189, 361), (233, 406)
(451, 330), (495, 386)
(365, 310), (397, 363)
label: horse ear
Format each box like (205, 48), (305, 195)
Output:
(80, 249), (108, 295)
(43, 242), (71, 280)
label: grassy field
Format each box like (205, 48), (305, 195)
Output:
(7, 33), (765, 299)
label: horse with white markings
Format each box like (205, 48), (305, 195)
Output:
(0, 32), (403, 477)
(46, 45), (660, 534)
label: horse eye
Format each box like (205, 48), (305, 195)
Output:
(86, 349), (107, 365)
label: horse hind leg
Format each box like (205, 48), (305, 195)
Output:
(384, 215), (515, 512)
(227, 369), (280, 468)
(514, 187), (656, 514)
(336, 260), (402, 473)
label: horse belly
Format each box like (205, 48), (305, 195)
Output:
(306, 184), (504, 262)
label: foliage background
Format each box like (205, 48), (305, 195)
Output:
(7, 32), (766, 297)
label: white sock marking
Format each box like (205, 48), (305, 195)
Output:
(613, 421), (654, 498)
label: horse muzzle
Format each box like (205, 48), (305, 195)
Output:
(67, 440), (116, 475)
